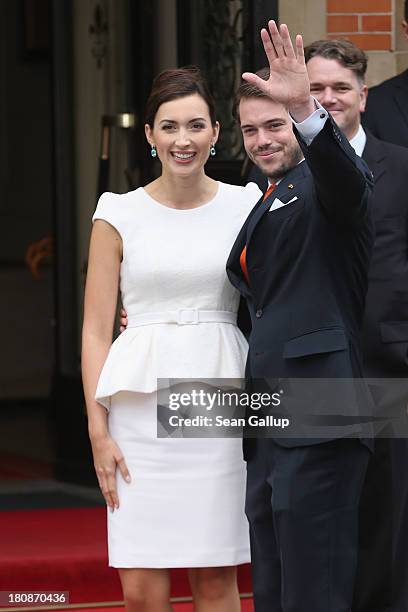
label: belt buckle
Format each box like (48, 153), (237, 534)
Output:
(178, 309), (199, 325)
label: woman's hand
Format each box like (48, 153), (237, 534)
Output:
(91, 434), (131, 511)
(242, 21), (315, 122)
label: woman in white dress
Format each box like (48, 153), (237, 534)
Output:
(82, 66), (261, 611)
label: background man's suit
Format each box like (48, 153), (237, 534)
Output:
(353, 130), (408, 612)
(363, 69), (408, 148)
(227, 116), (374, 612)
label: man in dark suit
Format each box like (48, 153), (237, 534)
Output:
(303, 39), (408, 612)
(362, 0), (408, 148)
(226, 21), (374, 612)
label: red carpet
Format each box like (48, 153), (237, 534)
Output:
(75, 602), (254, 611)
(0, 507), (252, 605)
(76, 602), (254, 611)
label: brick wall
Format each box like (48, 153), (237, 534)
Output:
(327, 0), (393, 50)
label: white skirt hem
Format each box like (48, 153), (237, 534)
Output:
(108, 550), (250, 569)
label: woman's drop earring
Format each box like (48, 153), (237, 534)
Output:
(150, 145), (157, 158)
(210, 144), (216, 157)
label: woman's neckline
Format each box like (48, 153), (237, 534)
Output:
(140, 181), (222, 212)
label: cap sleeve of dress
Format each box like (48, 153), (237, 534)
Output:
(92, 191), (124, 241)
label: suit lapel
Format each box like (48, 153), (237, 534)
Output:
(226, 192), (264, 298)
(362, 130), (387, 184)
(228, 161), (308, 295)
(246, 161), (308, 248)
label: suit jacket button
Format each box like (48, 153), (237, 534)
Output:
(255, 309), (263, 318)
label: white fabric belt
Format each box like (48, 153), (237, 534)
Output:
(127, 309), (237, 327)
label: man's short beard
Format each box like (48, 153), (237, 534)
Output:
(266, 143), (303, 182)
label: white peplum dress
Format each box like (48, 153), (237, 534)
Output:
(92, 181), (261, 568)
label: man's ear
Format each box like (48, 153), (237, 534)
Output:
(360, 84), (368, 113)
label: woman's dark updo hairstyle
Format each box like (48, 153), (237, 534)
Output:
(145, 66), (217, 127)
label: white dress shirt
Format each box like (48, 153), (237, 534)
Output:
(349, 124), (367, 157)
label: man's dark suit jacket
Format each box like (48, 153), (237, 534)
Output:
(353, 130), (408, 612)
(227, 117), (375, 448)
(246, 131), (408, 397)
(363, 69), (408, 148)
(361, 130), (408, 378)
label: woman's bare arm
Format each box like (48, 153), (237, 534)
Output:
(81, 219), (130, 510)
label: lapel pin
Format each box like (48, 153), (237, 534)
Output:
(288, 184), (294, 189)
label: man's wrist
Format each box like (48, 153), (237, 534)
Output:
(288, 96), (317, 123)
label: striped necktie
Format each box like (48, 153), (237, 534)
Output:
(239, 183), (276, 284)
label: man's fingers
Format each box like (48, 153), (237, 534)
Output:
(242, 72), (269, 93)
(295, 34), (305, 65)
(120, 307), (126, 317)
(117, 456), (131, 484)
(279, 23), (296, 59)
(119, 312), (128, 329)
(119, 312), (127, 333)
(261, 28), (277, 64)
(268, 20), (284, 58)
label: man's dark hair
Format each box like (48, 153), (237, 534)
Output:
(304, 39), (368, 84)
(405, 0), (408, 22)
(233, 67), (270, 121)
